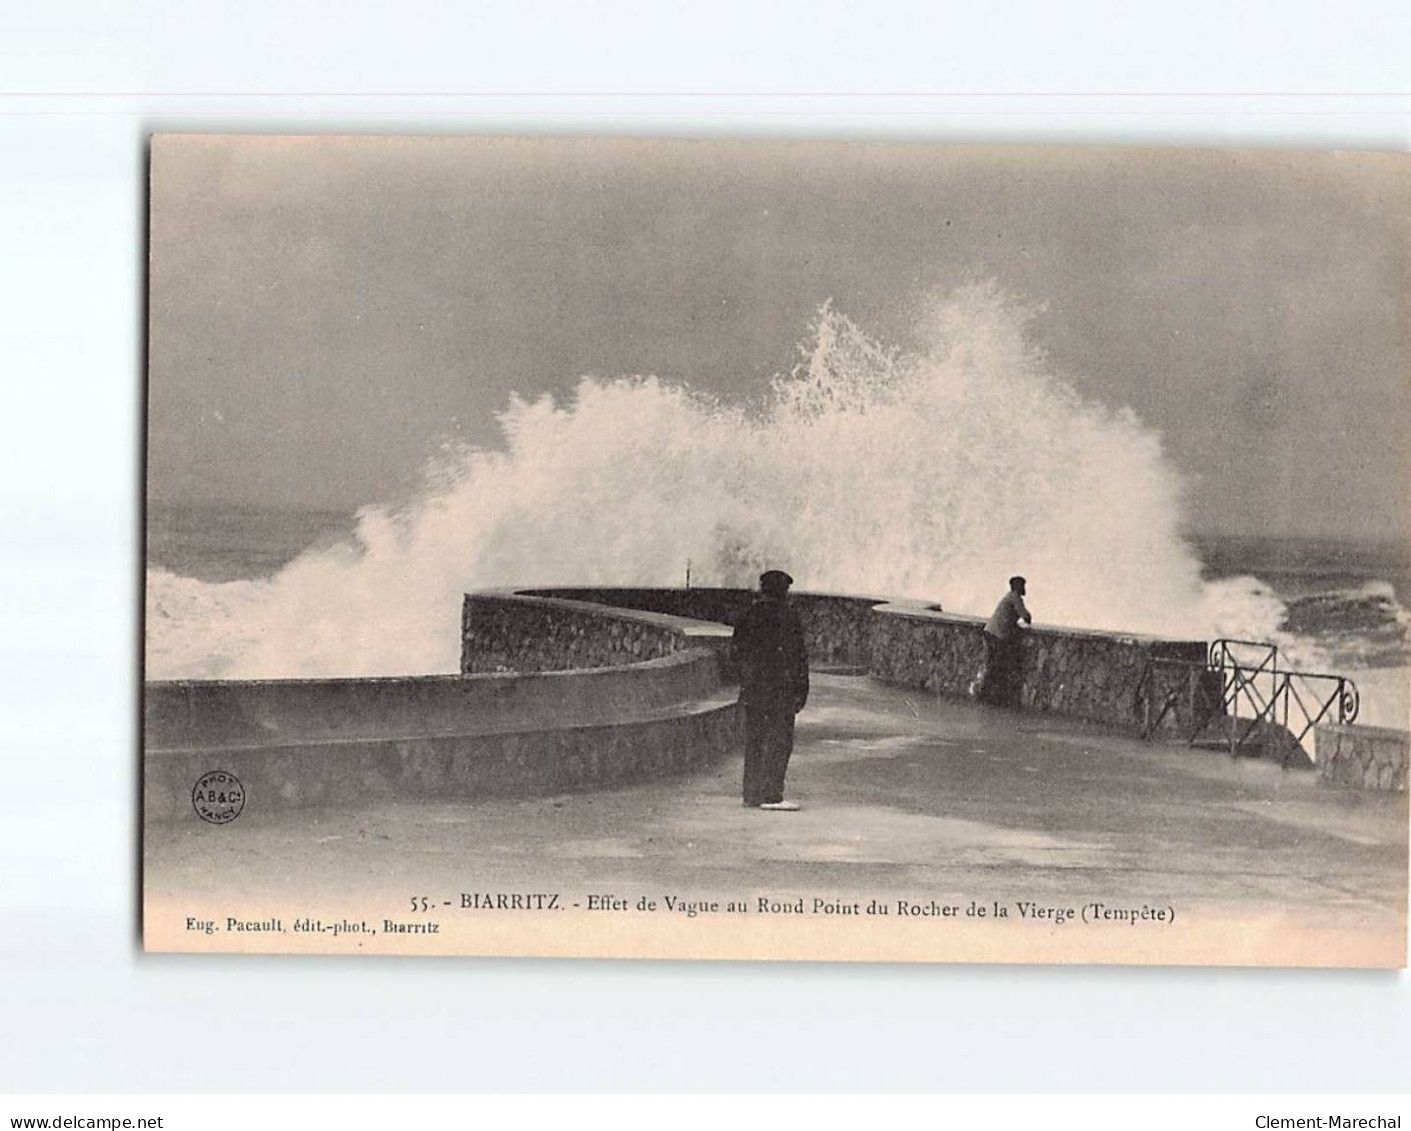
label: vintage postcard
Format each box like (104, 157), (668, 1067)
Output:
(143, 135), (1409, 966)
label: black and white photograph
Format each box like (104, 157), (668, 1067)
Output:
(142, 135), (1408, 966)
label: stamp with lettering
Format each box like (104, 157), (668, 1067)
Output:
(191, 770), (245, 825)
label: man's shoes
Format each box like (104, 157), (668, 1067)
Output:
(758, 800), (800, 811)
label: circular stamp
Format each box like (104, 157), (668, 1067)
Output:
(192, 769), (245, 825)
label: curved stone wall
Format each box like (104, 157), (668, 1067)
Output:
(145, 691), (740, 822)
(146, 597), (742, 823)
(460, 589), (732, 673)
(472, 587), (1213, 735)
(519, 587), (898, 668)
(147, 648), (726, 750)
(146, 584), (1227, 825)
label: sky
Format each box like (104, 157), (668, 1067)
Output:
(148, 136), (1409, 543)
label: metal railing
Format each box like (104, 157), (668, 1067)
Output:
(1135, 637), (1359, 761)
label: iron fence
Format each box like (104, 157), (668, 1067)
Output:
(1135, 637), (1358, 761)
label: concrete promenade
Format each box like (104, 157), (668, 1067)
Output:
(145, 675), (1408, 964)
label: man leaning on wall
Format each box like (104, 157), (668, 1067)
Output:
(980, 575), (1032, 707)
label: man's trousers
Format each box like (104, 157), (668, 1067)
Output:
(981, 633), (1022, 707)
(742, 700), (796, 806)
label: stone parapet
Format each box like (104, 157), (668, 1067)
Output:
(461, 590), (731, 674)
(494, 588), (1213, 736)
(868, 606), (1210, 733)
(145, 692), (741, 823)
(146, 649), (726, 751)
(1315, 723), (1409, 792)
(521, 587), (886, 668)
(144, 594), (742, 822)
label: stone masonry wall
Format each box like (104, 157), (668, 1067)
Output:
(145, 593), (744, 822)
(524, 587), (886, 668)
(1315, 724), (1409, 792)
(461, 592), (706, 674)
(145, 694), (741, 822)
(869, 606), (1211, 733)
(493, 587), (1214, 736)
(146, 650), (725, 752)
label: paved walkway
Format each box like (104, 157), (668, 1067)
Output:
(146, 675), (1408, 965)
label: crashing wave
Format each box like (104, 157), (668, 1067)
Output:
(148, 283), (1337, 682)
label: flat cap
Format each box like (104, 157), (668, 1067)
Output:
(759, 569), (794, 590)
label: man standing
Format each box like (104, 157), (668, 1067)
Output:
(732, 569), (809, 811)
(981, 575), (1032, 707)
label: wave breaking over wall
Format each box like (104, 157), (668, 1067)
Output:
(148, 284), (1325, 682)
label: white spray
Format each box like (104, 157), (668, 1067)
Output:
(147, 284), (1302, 681)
